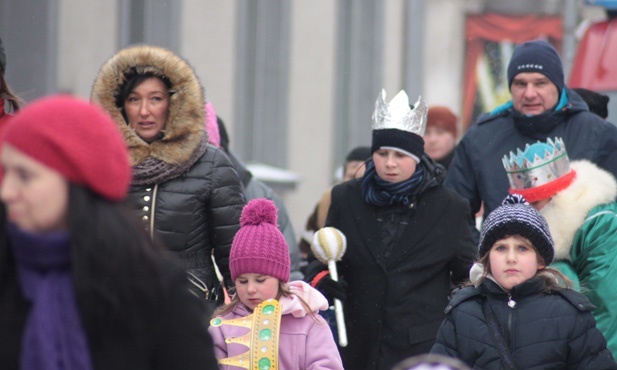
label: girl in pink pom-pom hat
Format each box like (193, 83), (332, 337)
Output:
(208, 198), (343, 370)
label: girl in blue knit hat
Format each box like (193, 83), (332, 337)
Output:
(431, 194), (617, 369)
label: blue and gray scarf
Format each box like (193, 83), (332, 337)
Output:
(361, 161), (424, 207)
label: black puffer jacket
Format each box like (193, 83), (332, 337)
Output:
(91, 45), (245, 290)
(431, 277), (617, 369)
(128, 145), (243, 290)
(445, 88), (617, 218)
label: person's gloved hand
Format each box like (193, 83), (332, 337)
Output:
(304, 259), (347, 304)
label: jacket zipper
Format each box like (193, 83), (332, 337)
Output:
(149, 184), (159, 240)
(507, 293), (516, 354)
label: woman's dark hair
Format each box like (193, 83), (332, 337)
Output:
(68, 184), (168, 342)
(0, 72), (23, 113)
(114, 68), (174, 121)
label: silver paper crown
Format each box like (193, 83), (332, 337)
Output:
(502, 137), (571, 190)
(371, 89), (427, 136)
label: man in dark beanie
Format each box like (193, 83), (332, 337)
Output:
(445, 39), (617, 223)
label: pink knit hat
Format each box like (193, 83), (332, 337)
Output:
(230, 198), (290, 282)
(204, 102), (220, 147)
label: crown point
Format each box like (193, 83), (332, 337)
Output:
(371, 89), (427, 136)
(502, 137), (571, 193)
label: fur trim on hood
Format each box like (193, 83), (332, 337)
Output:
(540, 160), (617, 260)
(91, 45), (205, 166)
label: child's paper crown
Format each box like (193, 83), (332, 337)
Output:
(210, 299), (282, 369)
(502, 137), (575, 202)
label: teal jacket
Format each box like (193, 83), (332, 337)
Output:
(541, 160), (617, 358)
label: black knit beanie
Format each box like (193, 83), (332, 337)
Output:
(507, 40), (564, 95)
(371, 129), (425, 161)
(345, 146), (371, 163)
(217, 116), (230, 152)
(478, 194), (554, 264)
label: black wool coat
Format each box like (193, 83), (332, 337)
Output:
(326, 159), (477, 370)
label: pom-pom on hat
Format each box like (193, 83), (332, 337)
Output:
(478, 194), (554, 265)
(507, 40), (564, 96)
(230, 198), (291, 282)
(3, 95), (131, 201)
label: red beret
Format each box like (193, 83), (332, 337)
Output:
(3, 95), (131, 200)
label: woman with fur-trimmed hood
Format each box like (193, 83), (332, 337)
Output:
(91, 45), (245, 308)
(503, 137), (617, 358)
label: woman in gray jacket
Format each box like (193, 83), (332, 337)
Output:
(91, 45), (245, 308)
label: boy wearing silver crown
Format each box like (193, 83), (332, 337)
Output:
(503, 137), (617, 358)
(305, 90), (476, 370)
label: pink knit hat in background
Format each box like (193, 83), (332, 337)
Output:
(204, 102), (220, 147)
(229, 198), (291, 282)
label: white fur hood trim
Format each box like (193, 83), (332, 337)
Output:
(540, 160), (617, 260)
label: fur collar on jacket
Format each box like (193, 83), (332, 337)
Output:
(90, 45), (206, 166)
(540, 160), (617, 260)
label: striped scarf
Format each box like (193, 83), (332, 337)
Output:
(361, 161), (424, 207)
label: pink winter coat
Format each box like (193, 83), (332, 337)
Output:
(209, 281), (344, 370)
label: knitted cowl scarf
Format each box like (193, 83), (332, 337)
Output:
(131, 134), (208, 185)
(361, 160), (425, 207)
(7, 223), (93, 370)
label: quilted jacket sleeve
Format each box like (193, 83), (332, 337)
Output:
(208, 148), (245, 289)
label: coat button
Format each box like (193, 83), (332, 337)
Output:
(142, 215), (149, 222)
(146, 188), (152, 192)
(144, 196), (151, 202)
(143, 206), (149, 212)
